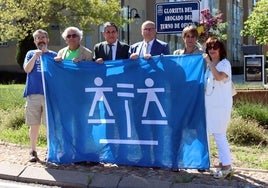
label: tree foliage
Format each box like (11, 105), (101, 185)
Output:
(0, 0), (127, 42)
(241, 0), (268, 45)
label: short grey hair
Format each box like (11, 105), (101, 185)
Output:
(33, 29), (48, 39)
(102, 22), (118, 32)
(61, 26), (83, 41)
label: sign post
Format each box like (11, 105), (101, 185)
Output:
(155, 1), (200, 34)
(244, 55), (265, 85)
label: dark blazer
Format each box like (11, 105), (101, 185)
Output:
(93, 41), (129, 61)
(128, 39), (170, 57)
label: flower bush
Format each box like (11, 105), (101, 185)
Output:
(197, 8), (228, 43)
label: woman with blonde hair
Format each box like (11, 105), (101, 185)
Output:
(174, 25), (203, 55)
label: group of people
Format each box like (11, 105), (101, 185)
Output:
(23, 20), (233, 179)
(53, 20), (170, 63)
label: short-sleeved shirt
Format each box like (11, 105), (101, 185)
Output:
(23, 50), (57, 97)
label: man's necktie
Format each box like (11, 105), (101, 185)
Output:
(108, 44), (113, 60)
(144, 42), (149, 56)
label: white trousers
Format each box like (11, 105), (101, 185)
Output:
(213, 133), (232, 166)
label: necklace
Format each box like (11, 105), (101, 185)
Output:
(205, 66), (215, 96)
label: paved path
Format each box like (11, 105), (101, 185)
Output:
(0, 142), (267, 188)
(0, 162), (267, 188)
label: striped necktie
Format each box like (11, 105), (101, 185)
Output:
(108, 44), (113, 60)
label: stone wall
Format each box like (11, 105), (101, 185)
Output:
(234, 89), (268, 105)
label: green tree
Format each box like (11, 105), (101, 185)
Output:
(0, 0), (126, 41)
(0, 0), (127, 67)
(241, 0), (268, 45)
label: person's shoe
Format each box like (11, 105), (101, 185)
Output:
(74, 161), (88, 165)
(88, 161), (99, 166)
(210, 167), (221, 176)
(171, 168), (180, 172)
(213, 167), (234, 179)
(29, 150), (38, 162)
(197, 169), (208, 173)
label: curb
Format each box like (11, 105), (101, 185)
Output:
(0, 163), (235, 188)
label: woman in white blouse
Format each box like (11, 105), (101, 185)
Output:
(203, 36), (233, 179)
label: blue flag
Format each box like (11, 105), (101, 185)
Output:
(42, 54), (209, 169)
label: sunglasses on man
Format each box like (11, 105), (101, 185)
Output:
(66, 34), (78, 39)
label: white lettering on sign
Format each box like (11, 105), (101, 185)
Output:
(184, 15), (192, 20)
(184, 7), (192, 12)
(181, 23), (191, 28)
(160, 24), (174, 30)
(164, 8), (184, 14)
(174, 23), (181, 29)
(164, 15), (184, 21)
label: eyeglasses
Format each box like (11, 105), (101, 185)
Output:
(207, 44), (220, 50)
(35, 36), (47, 40)
(66, 34), (78, 39)
(104, 30), (117, 34)
(143, 27), (155, 32)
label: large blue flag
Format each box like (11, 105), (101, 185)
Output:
(42, 54), (209, 169)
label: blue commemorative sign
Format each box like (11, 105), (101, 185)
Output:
(155, 1), (200, 34)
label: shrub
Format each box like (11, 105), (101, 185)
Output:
(0, 84), (25, 110)
(0, 126), (29, 145)
(234, 103), (268, 129)
(1, 125), (47, 147)
(1, 107), (25, 130)
(0, 108), (47, 146)
(228, 111), (268, 146)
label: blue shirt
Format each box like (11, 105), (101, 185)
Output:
(23, 50), (57, 97)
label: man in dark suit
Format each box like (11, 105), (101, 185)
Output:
(129, 20), (170, 167)
(129, 20), (170, 60)
(93, 22), (129, 63)
(93, 22), (130, 162)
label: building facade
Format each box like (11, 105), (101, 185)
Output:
(0, 0), (258, 73)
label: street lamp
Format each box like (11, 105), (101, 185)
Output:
(127, 6), (140, 45)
